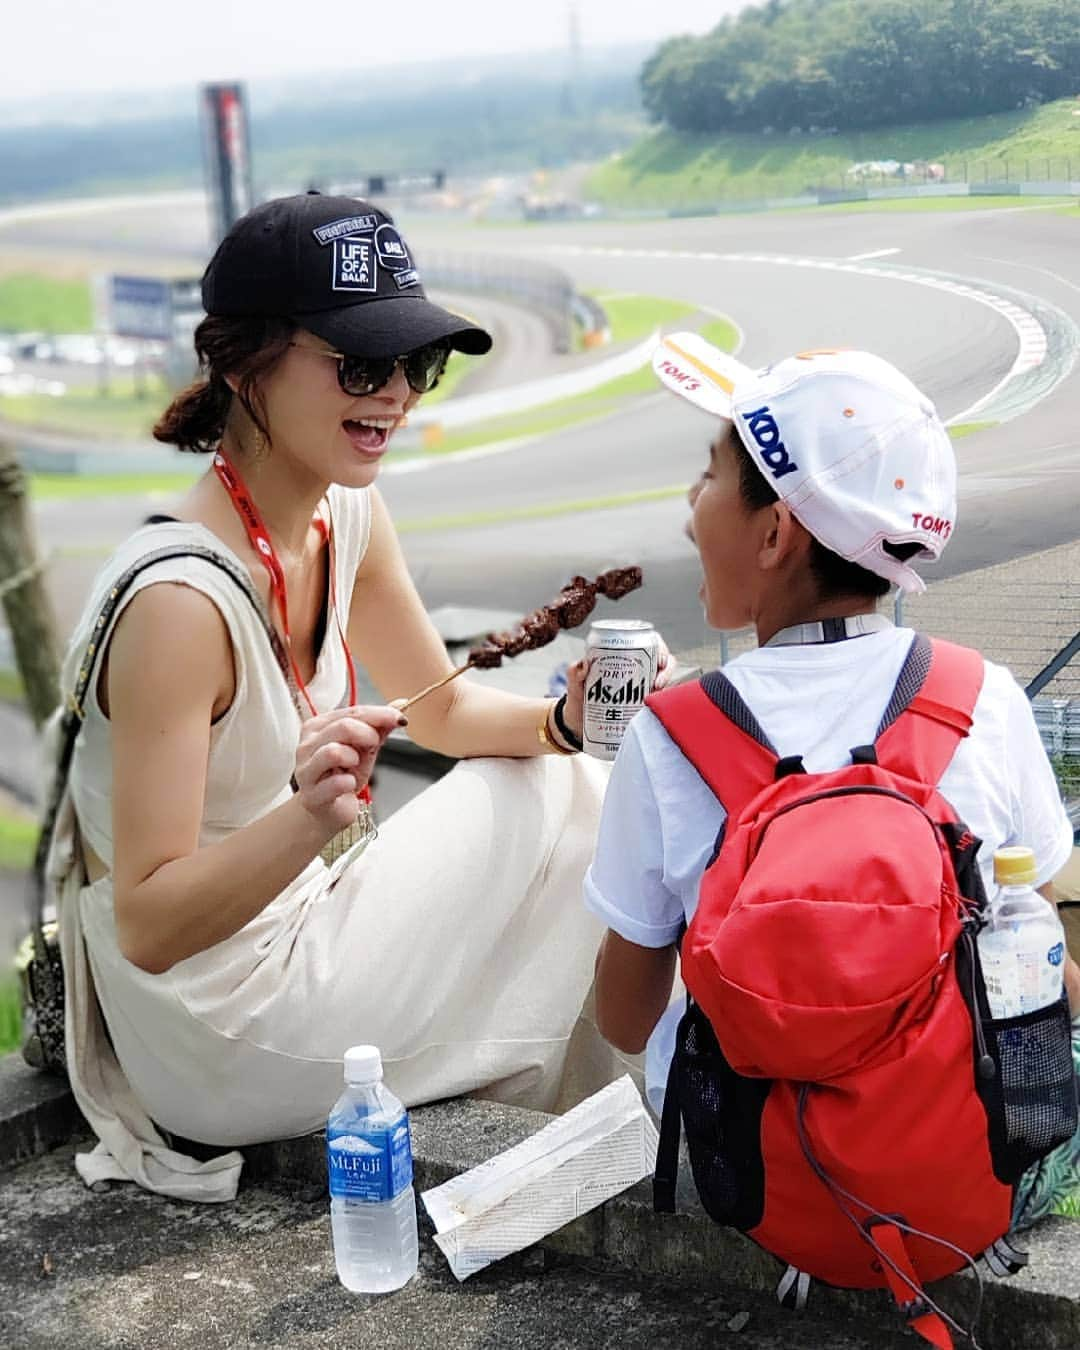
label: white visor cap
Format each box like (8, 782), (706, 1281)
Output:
(652, 333), (957, 594)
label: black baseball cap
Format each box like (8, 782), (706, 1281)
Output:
(201, 192), (492, 358)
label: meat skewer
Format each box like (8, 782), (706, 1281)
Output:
(391, 567), (643, 711)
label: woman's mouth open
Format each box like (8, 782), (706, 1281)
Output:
(343, 416), (399, 456)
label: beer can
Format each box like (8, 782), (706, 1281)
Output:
(582, 620), (660, 761)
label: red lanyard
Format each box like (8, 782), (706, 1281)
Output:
(213, 452), (369, 802)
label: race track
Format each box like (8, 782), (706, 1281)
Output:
(3, 194), (1078, 653)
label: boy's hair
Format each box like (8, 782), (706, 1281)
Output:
(729, 428), (921, 602)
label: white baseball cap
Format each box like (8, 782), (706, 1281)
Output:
(653, 331), (957, 593)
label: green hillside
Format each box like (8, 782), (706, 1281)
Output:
(588, 99), (1080, 209)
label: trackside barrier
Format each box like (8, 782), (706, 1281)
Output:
(419, 251), (606, 356)
(408, 331), (657, 431)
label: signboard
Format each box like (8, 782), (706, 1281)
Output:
(200, 82), (254, 244)
(107, 275), (173, 341)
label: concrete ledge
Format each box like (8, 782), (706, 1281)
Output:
(0, 1055), (84, 1173)
(3, 1058), (1078, 1349)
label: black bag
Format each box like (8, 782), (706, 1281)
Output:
(19, 542), (289, 1074)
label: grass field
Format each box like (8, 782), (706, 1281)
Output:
(2, 374), (171, 441)
(0, 978), (19, 1056)
(0, 668), (25, 702)
(0, 274), (93, 334)
(783, 195), (1076, 215)
(1, 801), (38, 1054)
(589, 98), (1080, 210)
(420, 313), (740, 457)
(592, 293), (698, 344)
(0, 807), (36, 872)
(30, 470), (198, 500)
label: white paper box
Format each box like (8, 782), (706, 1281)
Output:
(420, 1075), (658, 1281)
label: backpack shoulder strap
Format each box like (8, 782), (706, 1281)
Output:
(874, 635), (985, 786)
(645, 672), (778, 820)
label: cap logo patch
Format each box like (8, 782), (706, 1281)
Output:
(332, 234), (377, 292)
(743, 406), (799, 481)
(313, 214), (379, 245)
(375, 224), (421, 290)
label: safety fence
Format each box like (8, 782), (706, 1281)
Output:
(416, 251), (607, 354)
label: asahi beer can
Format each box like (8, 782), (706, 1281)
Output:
(583, 620), (660, 761)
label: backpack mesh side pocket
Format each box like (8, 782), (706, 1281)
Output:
(959, 932), (1078, 1184)
(675, 1002), (771, 1230)
(981, 996), (1078, 1183)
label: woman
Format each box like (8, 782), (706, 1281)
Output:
(54, 193), (631, 1202)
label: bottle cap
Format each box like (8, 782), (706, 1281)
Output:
(993, 846), (1038, 887)
(343, 1045), (383, 1084)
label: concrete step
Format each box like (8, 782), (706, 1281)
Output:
(3, 1055), (1078, 1350)
(1, 1143), (911, 1350)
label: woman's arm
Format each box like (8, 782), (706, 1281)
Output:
(108, 583), (398, 974)
(349, 486), (576, 759)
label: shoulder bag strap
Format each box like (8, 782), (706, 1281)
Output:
(32, 543), (289, 951)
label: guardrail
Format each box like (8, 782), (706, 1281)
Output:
(419, 250), (608, 355)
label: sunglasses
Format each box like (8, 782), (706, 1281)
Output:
(290, 340), (451, 398)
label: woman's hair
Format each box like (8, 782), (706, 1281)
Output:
(728, 425), (921, 601)
(153, 314), (295, 453)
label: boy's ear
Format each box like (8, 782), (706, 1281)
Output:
(759, 502), (810, 573)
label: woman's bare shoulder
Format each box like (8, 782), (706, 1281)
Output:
(102, 580), (234, 719)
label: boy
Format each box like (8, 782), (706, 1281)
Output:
(584, 333), (1078, 1226)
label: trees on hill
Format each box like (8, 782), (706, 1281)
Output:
(642, 0), (1080, 133)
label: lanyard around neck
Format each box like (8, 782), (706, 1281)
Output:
(212, 452), (359, 721)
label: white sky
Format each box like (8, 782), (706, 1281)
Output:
(3, 0), (750, 101)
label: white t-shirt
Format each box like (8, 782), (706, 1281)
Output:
(583, 627), (1075, 1114)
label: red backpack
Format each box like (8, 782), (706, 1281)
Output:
(647, 635), (1077, 1350)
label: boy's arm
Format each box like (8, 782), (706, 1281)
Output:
(1039, 880), (1080, 1015)
(594, 931), (677, 1055)
(583, 711), (692, 1053)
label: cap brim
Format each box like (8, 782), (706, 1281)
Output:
(295, 295), (492, 357)
(652, 332), (751, 416)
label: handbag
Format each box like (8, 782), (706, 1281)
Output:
(19, 541), (293, 1074)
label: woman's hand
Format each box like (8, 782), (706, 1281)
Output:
(563, 636), (674, 742)
(293, 705), (405, 838)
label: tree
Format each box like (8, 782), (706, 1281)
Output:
(639, 0), (1080, 135)
(0, 441), (60, 729)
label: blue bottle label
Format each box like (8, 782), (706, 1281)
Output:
(327, 1114), (413, 1201)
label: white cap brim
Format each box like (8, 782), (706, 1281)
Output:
(652, 331), (752, 417)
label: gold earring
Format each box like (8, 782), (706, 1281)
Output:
(251, 426), (268, 459)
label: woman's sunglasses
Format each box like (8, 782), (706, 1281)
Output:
(290, 340), (451, 398)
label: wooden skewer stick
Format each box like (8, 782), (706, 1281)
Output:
(391, 662), (471, 713)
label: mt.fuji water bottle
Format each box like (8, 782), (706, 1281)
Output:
(326, 1045), (418, 1293)
(978, 847), (1067, 1019)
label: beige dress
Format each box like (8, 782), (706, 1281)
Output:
(53, 483), (617, 1202)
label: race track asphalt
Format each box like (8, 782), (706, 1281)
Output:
(2, 194), (1078, 657)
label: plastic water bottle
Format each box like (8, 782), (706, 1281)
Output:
(326, 1045), (418, 1293)
(978, 846), (1067, 1019)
